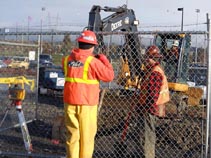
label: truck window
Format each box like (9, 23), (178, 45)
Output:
(40, 54), (52, 60)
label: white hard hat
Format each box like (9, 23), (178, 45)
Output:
(172, 40), (179, 47)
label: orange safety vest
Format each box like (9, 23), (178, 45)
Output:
(140, 65), (170, 117)
(63, 55), (100, 105)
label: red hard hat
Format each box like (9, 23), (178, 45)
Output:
(146, 45), (163, 58)
(77, 30), (98, 45)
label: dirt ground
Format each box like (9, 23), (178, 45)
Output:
(0, 90), (208, 158)
(95, 92), (207, 158)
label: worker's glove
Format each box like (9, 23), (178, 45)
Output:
(95, 54), (110, 66)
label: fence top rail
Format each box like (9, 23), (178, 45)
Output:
(0, 41), (39, 47)
(0, 30), (207, 36)
(139, 31), (208, 35)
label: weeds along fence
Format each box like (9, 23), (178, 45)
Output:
(0, 29), (210, 158)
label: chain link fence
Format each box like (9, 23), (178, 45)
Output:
(0, 29), (209, 158)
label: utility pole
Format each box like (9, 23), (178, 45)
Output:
(177, 8), (184, 31)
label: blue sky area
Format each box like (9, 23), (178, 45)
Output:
(0, 0), (210, 31)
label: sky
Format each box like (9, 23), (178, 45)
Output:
(0, 0), (211, 31)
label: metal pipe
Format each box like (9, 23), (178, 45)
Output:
(205, 13), (210, 158)
(35, 35), (41, 119)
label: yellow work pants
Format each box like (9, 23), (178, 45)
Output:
(64, 104), (98, 158)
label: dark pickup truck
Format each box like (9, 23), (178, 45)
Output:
(38, 66), (64, 96)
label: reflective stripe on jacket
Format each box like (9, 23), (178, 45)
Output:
(64, 56), (99, 84)
(140, 65), (170, 117)
(63, 55), (99, 105)
(62, 48), (114, 105)
(153, 66), (169, 105)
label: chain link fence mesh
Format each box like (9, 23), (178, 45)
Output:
(0, 30), (209, 158)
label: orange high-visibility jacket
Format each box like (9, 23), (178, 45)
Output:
(140, 65), (170, 116)
(62, 48), (114, 105)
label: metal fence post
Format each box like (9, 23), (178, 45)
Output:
(35, 35), (41, 119)
(206, 13), (211, 158)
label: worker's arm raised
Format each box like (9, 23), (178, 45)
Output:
(91, 54), (114, 82)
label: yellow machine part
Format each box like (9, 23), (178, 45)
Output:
(116, 57), (132, 89)
(117, 57), (144, 89)
(9, 87), (25, 100)
(168, 82), (204, 106)
(0, 76), (35, 92)
(168, 82), (189, 92)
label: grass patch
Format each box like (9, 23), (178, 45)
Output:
(52, 54), (64, 66)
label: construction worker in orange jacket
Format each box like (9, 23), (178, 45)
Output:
(139, 45), (169, 158)
(62, 30), (114, 158)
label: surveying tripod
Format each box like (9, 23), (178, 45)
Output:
(0, 84), (33, 156)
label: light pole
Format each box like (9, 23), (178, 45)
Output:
(177, 8), (184, 31)
(195, 9), (200, 63)
(40, 7), (46, 54)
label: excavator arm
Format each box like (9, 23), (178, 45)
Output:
(88, 5), (139, 32)
(88, 5), (142, 88)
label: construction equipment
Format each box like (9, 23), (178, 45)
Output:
(88, 3), (209, 118)
(76, 5), (206, 158)
(88, 4), (203, 104)
(88, 5), (142, 89)
(154, 33), (191, 87)
(0, 76), (35, 156)
(153, 33), (203, 109)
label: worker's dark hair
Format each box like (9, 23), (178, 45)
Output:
(78, 42), (95, 49)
